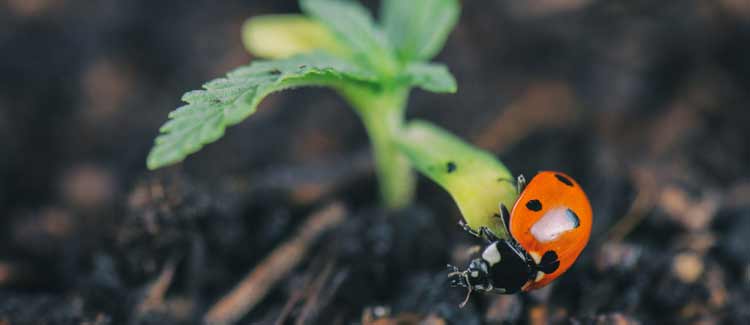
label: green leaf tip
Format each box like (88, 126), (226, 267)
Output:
(403, 62), (457, 93)
(300, 0), (397, 75)
(147, 52), (377, 170)
(395, 120), (518, 238)
(381, 0), (460, 61)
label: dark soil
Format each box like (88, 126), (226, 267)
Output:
(2, 0), (750, 324)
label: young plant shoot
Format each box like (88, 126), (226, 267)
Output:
(146, 0), (592, 304)
(148, 0), (462, 209)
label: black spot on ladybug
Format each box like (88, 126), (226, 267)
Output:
(566, 208), (581, 228)
(446, 161), (457, 173)
(526, 199), (542, 211)
(539, 250), (560, 274)
(555, 174), (574, 187)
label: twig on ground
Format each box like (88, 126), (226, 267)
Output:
(203, 202), (347, 324)
(133, 256), (179, 322)
(294, 259), (335, 325)
(273, 256), (323, 325)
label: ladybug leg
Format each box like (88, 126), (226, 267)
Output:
(496, 204), (512, 233)
(516, 174), (527, 193)
(447, 264), (475, 308)
(479, 226), (501, 242)
(458, 220), (497, 243)
(458, 220), (481, 238)
(490, 288), (507, 294)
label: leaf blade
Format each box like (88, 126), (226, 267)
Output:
(300, 0), (396, 74)
(381, 0), (460, 61)
(403, 62), (457, 93)
(147, 52), (377, 170)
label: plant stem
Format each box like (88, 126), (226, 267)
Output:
(340, 85), (414, 209)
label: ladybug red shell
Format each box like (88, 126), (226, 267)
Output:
(448, 171), (592, 302)
(509, 171), (592, 290)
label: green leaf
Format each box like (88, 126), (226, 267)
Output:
(402, 62), (457, 93)
(300, 0), (397, 74)
(147, 52), (377, 170)
(395, 120), (518, 238)
(381, 0), (460, 61)
(242, 14), (348, 59)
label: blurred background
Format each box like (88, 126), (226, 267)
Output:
(1, 0), (750, 324)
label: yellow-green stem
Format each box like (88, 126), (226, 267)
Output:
(340, 85), (414, 209)
(395, 120), (518, 238)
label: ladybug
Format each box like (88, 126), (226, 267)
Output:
(448, 171), (592, 306)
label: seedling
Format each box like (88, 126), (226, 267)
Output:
(147, 0), (519, 235)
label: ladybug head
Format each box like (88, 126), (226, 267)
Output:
(447, 258), (492, 307)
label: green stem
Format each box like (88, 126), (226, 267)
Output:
(340, 85), (414, 209)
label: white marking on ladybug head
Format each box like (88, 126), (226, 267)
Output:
(471, 271), (479, 278)
(535, 271), (545, 282)
(481, 242), (502, 266)
(530, 207), (580, 243)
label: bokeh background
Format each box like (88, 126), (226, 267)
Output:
(2, 0), (750, 324)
